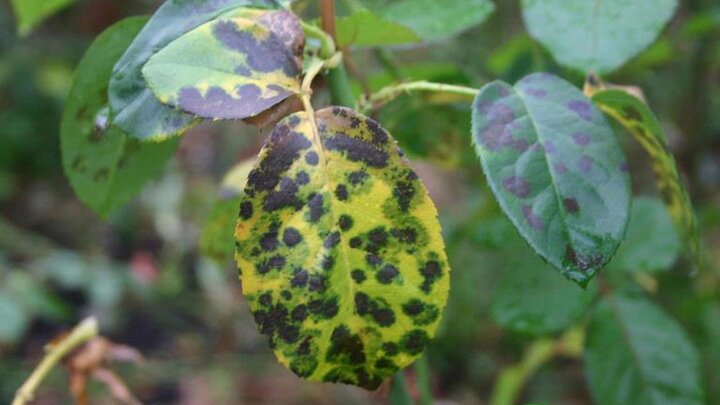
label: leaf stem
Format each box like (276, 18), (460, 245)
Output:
(389, 371), (414, 405)
(13, 317), (99, 405)
(415, 356), (433, 405)
(301, 21), (336, 59)
(362, 81), (479, 112)
(489, 327), (584, 405)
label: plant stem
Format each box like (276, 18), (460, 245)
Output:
(300, 21), (336, 59)
(389, 371), (414, 405)
(489, 339), (555, 405)
(363, 81), (479, 112)
(415, 356), (433, 405)
(489, 327), (584, 405)
(319, 0), (356, 108)
(13, 317), (99, 405)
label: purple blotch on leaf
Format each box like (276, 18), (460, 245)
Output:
(572, 132), (591, 146)
(475, 101), (517, 151)
(502, 176), (531, 198)
(563, 198), (580, 214)
(522, 205), (545, 230)
(553, 162), (568, 174)
(567, 100), (593, 122)
(619, 161), (629, 172)
(524, 87), (547, 98)
(178, 84), (290, 120)
(579, 155), (593, 173)
(213, 19), (299, 76)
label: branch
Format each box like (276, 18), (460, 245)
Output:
(361, 81), (479, 113)
(13, 317), (99, 405)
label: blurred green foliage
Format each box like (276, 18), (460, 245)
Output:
(1, 0), (719, 404)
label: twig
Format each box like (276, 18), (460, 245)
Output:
(13, 317), (99, 405)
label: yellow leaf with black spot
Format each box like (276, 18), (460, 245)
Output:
(142, 10), (303, 121)
(235, 107), (450, 389)
(589, 88), (700, 270)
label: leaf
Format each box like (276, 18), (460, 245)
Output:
(490, 231), (594, 335)
(335, 9), (420, 47)
(589, 88), (700, 270)
(200, 159), (255, 262)
(142, 10), (303, 121)
(472, 73), (631, 286)
(585, 291), (705, 405)
(10, 0), (77, 36)
(0, 291), (29, 343)
(108, 0), (281, 141)
(235, 107), (450, 389)
(364, 0), (495, 41)
(521, 0), (678, 73)
(61, 17), (180, 217)
(607, 197), (681, 273)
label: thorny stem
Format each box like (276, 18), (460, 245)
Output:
(361, 81), (479, 113)
(13, 317), (99, 405)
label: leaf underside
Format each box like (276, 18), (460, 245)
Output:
(143, 10), (303, 121)
(590, 89), (700, 270)
(60, 17), (179, 217)
(521, 0), (678, 73)
(108, 0), (280, 141)
(235, 107), (450, 389)
(472, 73), (630, 286)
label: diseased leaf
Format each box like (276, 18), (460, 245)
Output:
(235, 107), (450, 389)
(335, 9), (420, 47)
(61, 17), (179, 217)
(11, 0), (77, 36)
(364, 0), (495, 41)
(589, 88), (700, 270)
(585, 291), (705, 405)
(142, 10), (303, 121)
(491, 231), (594, 335)
(200, 159), (255, 263)
(521, 0), (678, 73)
(109, 0), (281, 141)
(607, 196), (681, 274)
(472, 73), (631, 286)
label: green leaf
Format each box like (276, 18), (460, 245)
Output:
(61, 17), (179, 217)
(521, 0), (678, 73)
(335, 9), (420, 47)
(364, 0), (495, 41)
(472, 73), (631, 286)
(11, 0), (77, 36)
(109, 0), (281, 141)
(607, 196), (681, 273)
(491, 233), (594, 335)
(585, 291), (705, 405)
(235, 107), (450, 389)
(142, 10), (303, 121)
(0, 291), (29, 344)
(200, 159), (255, 262)
(589, 88), (700, 270)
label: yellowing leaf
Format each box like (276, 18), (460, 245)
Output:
(142, 11), (303, 121)
(235, 107), (450, 389)
(588, 88), (700, 270)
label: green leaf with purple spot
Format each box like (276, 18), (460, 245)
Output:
(109, 0), (282, 141)
(61, 17), (179, 217)
(142, 10), (303, 121)
(471, 72), (631, 286)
